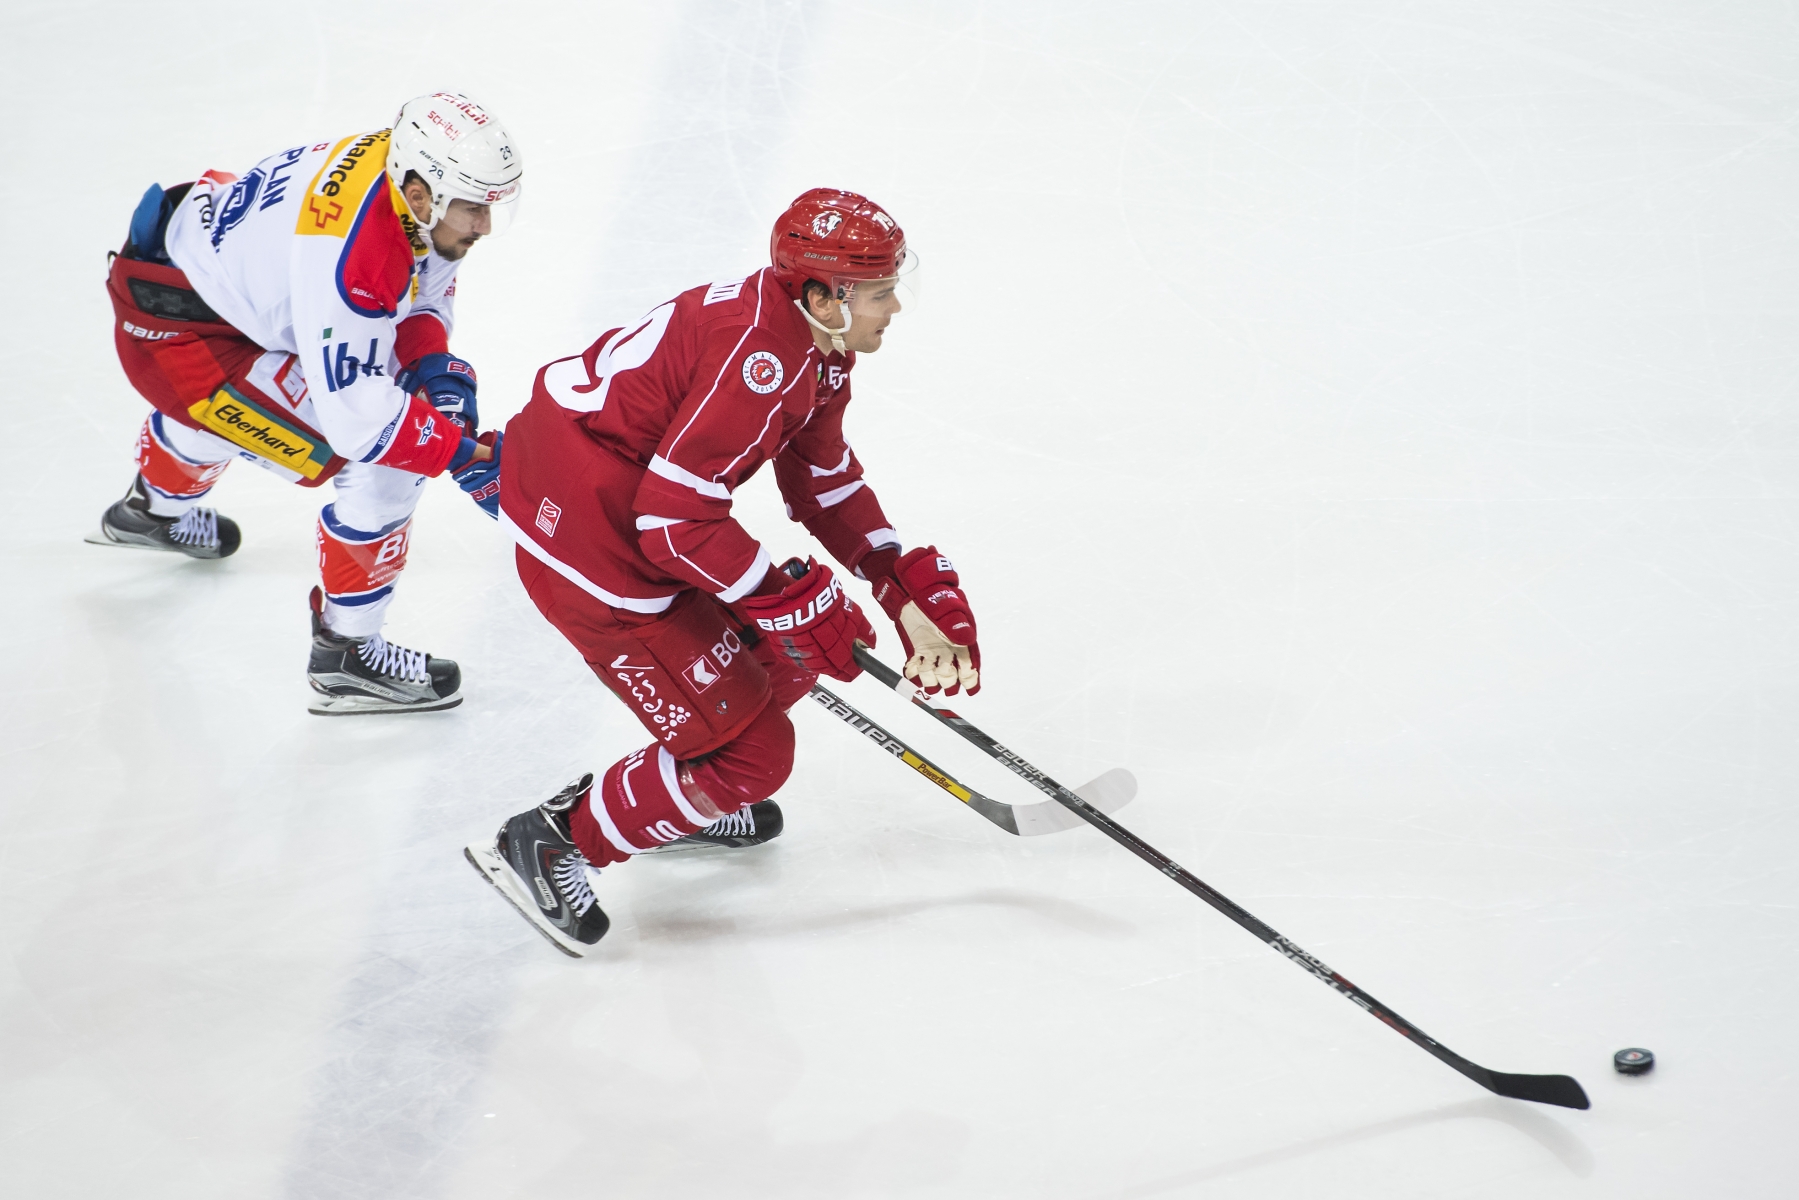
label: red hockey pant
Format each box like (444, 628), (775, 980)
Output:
(110, 257), (421, 638)
(517, 549), (816, 866)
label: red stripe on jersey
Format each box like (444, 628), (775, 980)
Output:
(374, 392), (461, 475)
(335, 182), (415, 319)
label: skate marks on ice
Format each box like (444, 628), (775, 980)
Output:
(273, 743), (546, 1199)
(273, 862), (549, 1200)
(1097, 1097), (1594, 1199)
(633, 884), (1133, 945)
(440, 891), (976, 1199)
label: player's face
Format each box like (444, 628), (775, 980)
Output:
(808, 277), (903, 354)
(430, 199), (493, 260)
(844, 277), (902, 352)
(400, 180), (493, 261)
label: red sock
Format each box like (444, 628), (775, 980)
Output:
(569, 706), (795, 866)
(136, 416), (229, 502)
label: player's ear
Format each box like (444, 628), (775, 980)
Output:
(401, 173), (432, 221)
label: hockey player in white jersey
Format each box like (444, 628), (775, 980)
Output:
(91, 93), (515, 714)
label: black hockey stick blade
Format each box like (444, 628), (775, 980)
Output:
(848, 645), (1590, 1110)
(1483, 1071), (1590, 1110)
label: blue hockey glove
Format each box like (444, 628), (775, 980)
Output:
(398, 353), (479, 432)
(448, 431), (502, 519)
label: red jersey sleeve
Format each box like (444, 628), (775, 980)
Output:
(393, 311), (450, 370)
(773, 367), (898, 573)
(632, 326), (795, 600)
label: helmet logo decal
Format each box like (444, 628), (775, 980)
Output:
(771, 190), (902, 303)
(742, 351), (784, 395)
(430, 92), (491, 128)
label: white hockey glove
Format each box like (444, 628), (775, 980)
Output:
(864, 546), (981, 696)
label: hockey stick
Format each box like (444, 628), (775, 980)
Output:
(852, 644), (1590, 1110)
(806, 681), (1136, 835)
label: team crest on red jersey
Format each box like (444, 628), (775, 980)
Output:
(742, 350), (783, 394)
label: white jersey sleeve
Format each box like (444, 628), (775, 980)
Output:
(166, 131), (456, 471)
(406, 252), (460, 344)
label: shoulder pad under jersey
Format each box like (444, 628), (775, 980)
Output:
(294, 130), (421, 318)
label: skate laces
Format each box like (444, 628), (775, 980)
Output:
(168, 507), (218, 548)
(357, 634), (430, 684)
(706, 807), (756, 837)
(551, 850), (598, 915)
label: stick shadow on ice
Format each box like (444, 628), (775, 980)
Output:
(1101, 1096), (1596, 1198)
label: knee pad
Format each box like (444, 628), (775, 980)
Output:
(136, 413), (231, 508)
(685, 703), (796, 813)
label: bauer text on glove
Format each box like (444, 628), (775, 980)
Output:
(733, 558), (875, 683)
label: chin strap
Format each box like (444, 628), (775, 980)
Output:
(794, 298), (851, 353)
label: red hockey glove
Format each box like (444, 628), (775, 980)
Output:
(734, 558), (876, 683)
(863, 546), (981, 695)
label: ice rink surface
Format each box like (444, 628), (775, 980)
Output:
(4, 0), (1797, 1195)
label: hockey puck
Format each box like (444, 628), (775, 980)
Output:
(1613, 1047), (1655, 1075)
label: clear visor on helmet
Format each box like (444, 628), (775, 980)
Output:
(831, 248), (921, 318)
(433, 181), (522, 240)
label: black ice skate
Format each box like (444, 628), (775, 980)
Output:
(465, 773), (611, 957)
(85, 474), (241, 559)
(306, 587), (461, 715)
(645, 800), (785, 853)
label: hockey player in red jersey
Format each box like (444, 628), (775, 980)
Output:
(88, 93), (514, 714)
(466, 190), (982, 955)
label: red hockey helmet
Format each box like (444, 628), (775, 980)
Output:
(770, 188), (908, 302)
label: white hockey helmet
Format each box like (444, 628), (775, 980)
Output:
(387, 92), (523, 234)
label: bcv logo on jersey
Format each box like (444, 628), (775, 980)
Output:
(682, 655), (720, 692)
(680, 629), (743, 694)
(319, 339), (386, 393)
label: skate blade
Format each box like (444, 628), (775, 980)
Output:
(308, 691), (464, 716)
(640, 837), (772, 855)
(84, 528), (153, 549)
(464, 843), (589, 958)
